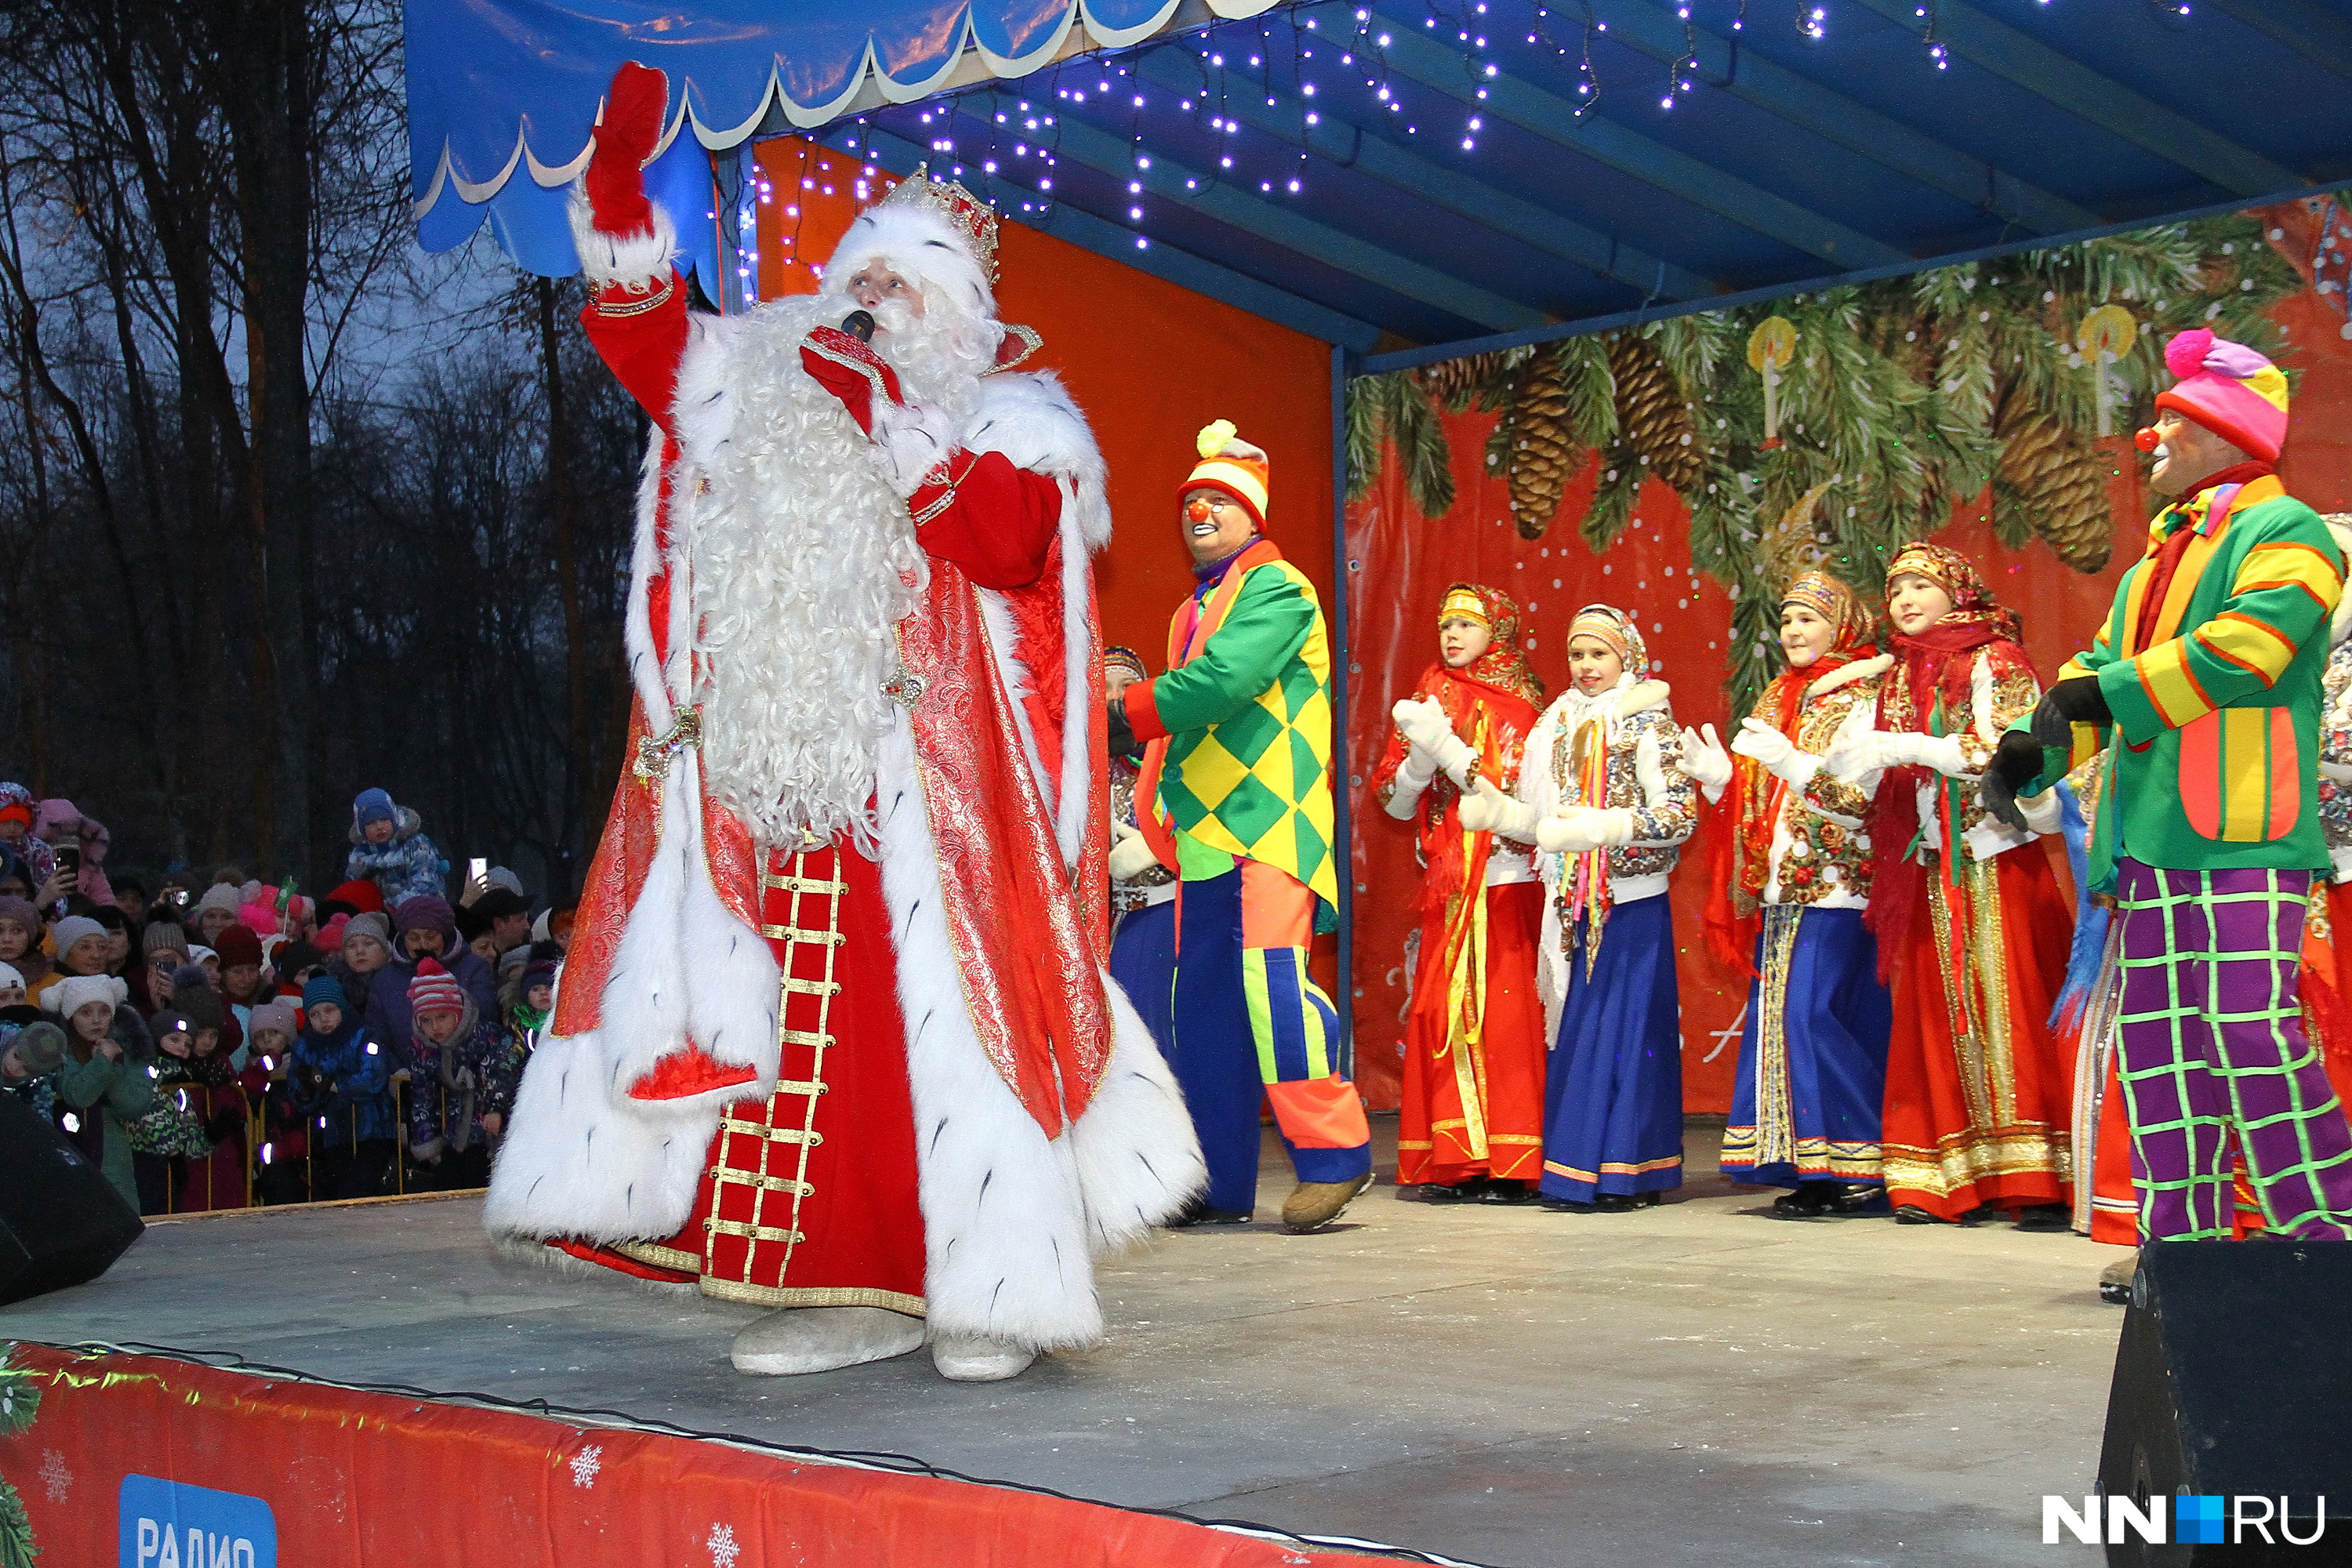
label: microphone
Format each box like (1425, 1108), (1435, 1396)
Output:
(841, 309), (876, 343)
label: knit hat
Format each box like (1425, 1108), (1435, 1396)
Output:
(172, 981), (223, 1034)
(302, 975), (350, 1012)
(0, 797), (29, 833)
(149, 1007), (194, 1041)
(393, 895), (456, 940)
(523, 956), (560, 995)
(0, 895), (38, 935)
(0, 962), (20, 993)
(316, 913), (350, 953)
(49, 915), (105, 956)
(407, 957), (466, 1019)
(248, 998), (299, 1042)
(196, 883), (244, 918)
(142, 922), (191, 960)
(42, 973), (126, 1020)
(1181, 419), (1270, 529)
(212, 925), (263, 970)
(5, 1021), (64, 1076)
(188, 946), (217, 965)
(1103, 645), (1148, 681)
(342, 912), (393, 951)
(2154, 328), (2290, 463)
(353, 788), (397, 829)
(325, 879), (384, 914)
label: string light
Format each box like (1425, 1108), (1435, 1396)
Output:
(1917, 2), (1950, 67)
(1798, 4), (1827, 38)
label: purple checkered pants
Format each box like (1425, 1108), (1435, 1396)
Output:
(2114, 858), (2352, 1243)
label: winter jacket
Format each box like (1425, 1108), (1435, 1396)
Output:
(404, 999), (519, 1162)
(55, 1006), (158, 1210)
(31, 799), (115, 908)
(344, 808), (447, 908)
(291, 1022), (397, 1152)
(365, 947), (497, 1058)
(143, 1052), (251, 1211)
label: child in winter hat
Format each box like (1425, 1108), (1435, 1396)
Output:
(0, 962), (21, 1008)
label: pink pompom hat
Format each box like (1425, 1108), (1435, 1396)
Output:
(2154, 326), (2290, 463)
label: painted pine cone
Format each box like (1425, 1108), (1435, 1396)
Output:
(1607, 333), (1704, 493)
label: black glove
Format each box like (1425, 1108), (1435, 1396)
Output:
(1105, 696), (1138, 759)
(2030, 677), (2109, 747)
(1979, 729), (2049, 832)
(203, 1109), (247, 1145)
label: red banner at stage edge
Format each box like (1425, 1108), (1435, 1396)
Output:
(0, 1343), (1414, 1568)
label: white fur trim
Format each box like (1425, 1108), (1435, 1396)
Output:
(485, 757), (780, 1245)
(569, 187), (679, 293)
(1804, 652), (1892, 702)
(876, 713), (1200, 1350)
(828, 204), (994, 322)
(869, 397), (963, 497)
(966, 372), (1112, 551)
(622, 438), (676, 729)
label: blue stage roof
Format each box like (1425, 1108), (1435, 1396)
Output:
(405, 0), (2352, 355)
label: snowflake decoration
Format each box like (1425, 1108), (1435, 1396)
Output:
(568, 1444), (603, 1490)
(706, 1523), (740, 1568)
(38, 1450), (71, 1504)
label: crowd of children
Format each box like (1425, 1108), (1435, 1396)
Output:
(0, 784), (567, 1214)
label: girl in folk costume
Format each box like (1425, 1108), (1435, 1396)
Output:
(1681, 566), (1895, 1217)
(1462, 604), (1698, 1210)
(1373, 584), (1549, 1202)
(1823, 543), (2075, 1226)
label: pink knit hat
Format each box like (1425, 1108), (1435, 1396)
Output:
(406, 957), (466, 1021)
(2155, 328), (2290, 463)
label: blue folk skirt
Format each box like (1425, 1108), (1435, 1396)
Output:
(1720, 904), (1893, 1189)
(1541, 891), (1684, 1201)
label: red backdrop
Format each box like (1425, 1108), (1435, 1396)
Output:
(1341, 197), (2352, 1114)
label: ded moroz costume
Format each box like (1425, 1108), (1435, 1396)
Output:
(1371, 584), (1550, 1201)
(1464, 604), (1698, 1210)
(1988, 328), (2352, 1244)
(1684, 564), (1895, 1214)
(485, 64), (1203, 1382)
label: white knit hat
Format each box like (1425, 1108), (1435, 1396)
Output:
(197, 884), (244, 916)
(0, 962), (22, 990)
(42, 973), (127, 1019)
(49, 915), (106, 955)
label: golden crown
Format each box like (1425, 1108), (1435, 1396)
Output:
(880, 163), (1000, 285)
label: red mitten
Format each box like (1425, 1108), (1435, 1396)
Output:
(583, 62), (667, 236)
(799, 325), (907, 437)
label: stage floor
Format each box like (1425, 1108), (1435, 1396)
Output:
(5, 1120), (2114, 1566)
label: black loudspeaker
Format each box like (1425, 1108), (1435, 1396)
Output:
(0, 1091), (143, 1305)
(2098, 1241), (2352, 1566)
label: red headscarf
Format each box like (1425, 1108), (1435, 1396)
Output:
(1368, 583), (1546, 919)
(1700, 570), (1879, 975)
(1860, 542), (2026, 980)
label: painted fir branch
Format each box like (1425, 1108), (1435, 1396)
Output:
(1354, 206), (2322, 714)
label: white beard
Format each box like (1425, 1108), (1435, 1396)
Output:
(860, 288), (999, 418)
(681, 294), (926, 852)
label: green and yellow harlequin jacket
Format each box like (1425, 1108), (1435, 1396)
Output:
(2021, 472), (2344, 891)
(1123, 538), (1338, 928)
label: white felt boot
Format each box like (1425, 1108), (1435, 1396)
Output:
(728, 1306), (926, 1376)
(930, 1335), (1037, 1382)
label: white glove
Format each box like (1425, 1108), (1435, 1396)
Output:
(2321, 760), (2352, 782)
(1537, 806), (1635, 855)
(1737, 715), (1831, 793)
(1824, 729), (1967, 783)
(1394, 697), (1478, 786)
(1383, 746), (1438, 820)
(1457, 776), (1539, 840)
(1109, 821), (1163, 881)
(1679, 724), (1733, 799)
(2015, 786), (2064, 836)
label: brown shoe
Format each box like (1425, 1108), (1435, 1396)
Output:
(1281, 1173), (1374, 1233)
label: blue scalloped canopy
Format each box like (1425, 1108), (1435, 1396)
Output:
(408, 0), (2352, 354)
(405, 0), (1209, 281)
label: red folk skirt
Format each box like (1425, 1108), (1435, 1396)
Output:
(1879, 846), (2076, 1221)
(1396, 879), (1548, 1186)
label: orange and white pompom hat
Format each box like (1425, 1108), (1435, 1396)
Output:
(1180, 419), (1271, 528)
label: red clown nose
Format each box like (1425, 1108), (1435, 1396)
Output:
(2133, 426), (2162, 453)
(1186, 498), (1214, 523)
